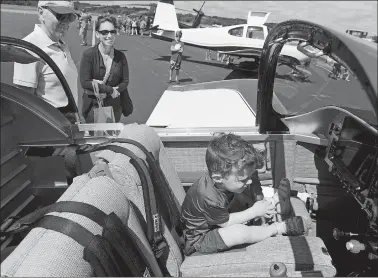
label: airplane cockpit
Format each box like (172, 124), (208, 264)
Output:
(228, 25), (266, 40)
(1, 18), (377, 277)
(258, 20), (378, 275)
(246, 26), (265, 39)
(228, 26), (244, 37)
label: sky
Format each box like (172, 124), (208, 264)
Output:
(80, 1), (377, 34)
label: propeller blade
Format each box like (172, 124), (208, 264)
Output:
(198, 1), (206, 13)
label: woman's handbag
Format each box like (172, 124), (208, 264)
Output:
(92, 80), (115, 136)
(120, 88), (133, 117)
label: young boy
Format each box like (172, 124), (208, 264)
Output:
(169, 30), (184, 84)
(181, 133), (310, 256)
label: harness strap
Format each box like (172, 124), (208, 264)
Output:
(36, 215), (121, 277)
(104, 212), (156, 276)
(3, 201), (108, 236)
(77, 144), (166, 258)
(2, 200), (162, 276)
(104, 138), (181, 231)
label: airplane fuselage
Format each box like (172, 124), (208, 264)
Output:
(153, 25), (310, 65)
(153, 24), (267, 59)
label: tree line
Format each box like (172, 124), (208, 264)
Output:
(2, 0), (375, 38)
(1, 0), (246, 26)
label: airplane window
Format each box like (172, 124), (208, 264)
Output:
(228, 27), (244, 37)
(246, 26), (264, 39)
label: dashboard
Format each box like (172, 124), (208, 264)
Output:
(324, 113), (378, 232)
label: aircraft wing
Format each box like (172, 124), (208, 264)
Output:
(217, 48), (262, 58)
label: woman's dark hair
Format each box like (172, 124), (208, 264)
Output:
(95, 15), (117, 31)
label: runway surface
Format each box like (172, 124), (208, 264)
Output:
(1, 9), (256, 124)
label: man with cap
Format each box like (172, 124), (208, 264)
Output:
(13, 0), (79, 124)
(78, 8), (91, 46)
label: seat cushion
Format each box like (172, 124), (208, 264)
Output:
(94, 123), (186, 276)
(0, 171), (158, 277)
(180, 236), (336, 277)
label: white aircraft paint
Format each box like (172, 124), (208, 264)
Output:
(146, 88), (256, 128)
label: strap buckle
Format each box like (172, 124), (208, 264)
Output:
(88, 161), (114, 180)
(152, 238), (167, 259)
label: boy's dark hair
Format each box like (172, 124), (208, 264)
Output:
(95, 16), (117, 31)
(205, 133), (264, 178)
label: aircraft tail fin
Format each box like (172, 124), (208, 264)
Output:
(153, 1), (180, 31)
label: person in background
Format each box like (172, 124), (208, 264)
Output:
(139, 17), (146, 37)
(217, 51), (224, 62)
(131, 18), (137, 35)
(80, 16), (132, 123)
(123, 15), (129, 35)
(13, 0), (79, 124)
(169, 30), (184, 84)
(205, 49), (212, 61)
(116, 15), (123, 34)
(78, 8), (91, 46)
(146, 16), (152, 37)
(136, 18), (141, 35)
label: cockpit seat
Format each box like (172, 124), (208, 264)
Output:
(111, 124), (336, 277)
(1, 124), (336, 277)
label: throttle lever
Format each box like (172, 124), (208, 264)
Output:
(333, 228), (361, 240)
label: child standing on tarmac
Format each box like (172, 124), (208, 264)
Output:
(168, 30), (184, 84)
(181, 133), (311, 256)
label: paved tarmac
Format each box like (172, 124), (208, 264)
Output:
(1, 10), (256, 124)
(2, 7), (374, 126)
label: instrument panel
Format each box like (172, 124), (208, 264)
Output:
(324, 114), (378, 231)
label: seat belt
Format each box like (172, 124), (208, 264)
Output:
(76, 144), (167, 259)
(37, 140), (169, 259)
(36, 215), (122, 277)
(2, 200), (162, 277)
(100, 138), (182, 232)
(57, 137), (181, 236)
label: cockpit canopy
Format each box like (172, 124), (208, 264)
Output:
(257, 20), (378, 132)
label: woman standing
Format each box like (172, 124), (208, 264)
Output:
(80, 16), (133, 123)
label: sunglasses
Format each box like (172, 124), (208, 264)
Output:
(98, 30), (117, 36)
(43, 6), (76, 23)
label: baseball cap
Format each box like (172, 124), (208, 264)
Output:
(38, 1), (76, 14)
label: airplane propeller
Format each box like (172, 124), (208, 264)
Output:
(192, 1), (206, 26)
(194, 1), (206, 15)
(176, 1), (206, 28)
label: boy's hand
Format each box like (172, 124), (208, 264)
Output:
(251, 200), (276, 218)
